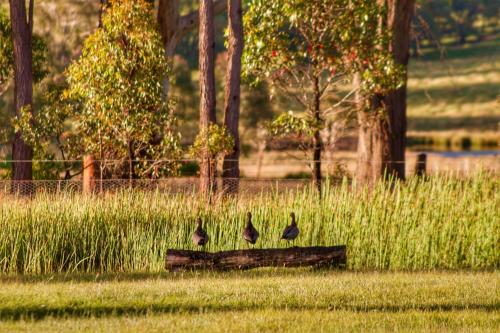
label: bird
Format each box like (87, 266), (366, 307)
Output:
(192, 217), (209, 247)
(281, 212), (299, 242)
(243, 212), (259, 245)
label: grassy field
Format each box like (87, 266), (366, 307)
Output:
(0, 271), (498, 332)
(407, 40), (499, 136)
(0, 172), (498, 274)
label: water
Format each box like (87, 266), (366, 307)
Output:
(424, 150), (500, 158)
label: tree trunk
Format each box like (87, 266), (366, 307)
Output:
(222, 0), (243, 194)
(199, 0), (217, 195)
(311, 75), (322, 192)
(356, 0), (415, 185)
(83, 154), (97, 194)
(166, 245), (347, 271)
(9, 0), (34, 189)
(127, 139), (137, 185)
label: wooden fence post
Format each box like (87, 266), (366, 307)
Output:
(83, 154), (96, 194)
(415, 153), (427, 176)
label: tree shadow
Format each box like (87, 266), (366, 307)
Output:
(0, 303), (497, 321)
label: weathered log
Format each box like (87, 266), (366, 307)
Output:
(165, 245), (346, 271)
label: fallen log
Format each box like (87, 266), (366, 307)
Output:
(165, 245), (346, 271)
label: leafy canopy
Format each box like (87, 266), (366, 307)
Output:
(0, 8), (47, 93)
(243, 0), (403, 110)
(190, 124), (234, 161)
(15, 0), (181, 178)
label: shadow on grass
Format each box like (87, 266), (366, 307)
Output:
(0, 303), (498, 321)
(408, 115), (500, 131)
(415, 40), (500, 62)
(0, 267), (349, 284)
(408, 82), (500, 107)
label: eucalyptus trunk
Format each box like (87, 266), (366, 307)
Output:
(9, 0), (34, 188)
(311, 75), (322, 193)
(199, 0), (217, 195)
(222, 0), (244, 194)
(356, 0), (415, 185)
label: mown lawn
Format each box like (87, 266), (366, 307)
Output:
(0, 271), (498, 332)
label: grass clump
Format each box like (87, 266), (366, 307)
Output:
(0, 172), (498, 274)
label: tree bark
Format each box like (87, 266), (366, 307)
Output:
(311, 75), (322, 192)
(222, 0), (243, 194)
(9, 0), (34, 187)
(199, 0), (217, 195)
(166, 245), (347, 271)
(356, 0), (415, 185)
(82, 154), (97, 194)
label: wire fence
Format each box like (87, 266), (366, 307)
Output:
(0, 153), (498, 196)
(0, 178), (316, 197)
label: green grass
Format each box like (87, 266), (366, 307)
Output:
(0, 172), (498, 274)
(0, 271), (498, 332)
(407, 39), (500, 132)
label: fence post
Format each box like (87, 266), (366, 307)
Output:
(415, 153), (427, 176)
(83, 155), (96, 194)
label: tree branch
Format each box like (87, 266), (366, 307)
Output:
(177, 0), (227, 39)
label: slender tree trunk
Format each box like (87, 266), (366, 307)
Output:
(127, 139), (137, 186)
(199, 0), (217, 195)
(222, 0), (243, 194)
(311, 75), (322, 192)
(83, 154), (96, 194)
(356, 0), (415, 185)
(9, 0), (34, 189)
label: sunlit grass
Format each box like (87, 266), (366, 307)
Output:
(0, 271), (498, 332)
(0, 172), (498, 274)
(407, 40), (499, 131)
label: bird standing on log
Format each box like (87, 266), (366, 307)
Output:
(192, 217), (209, 247)
(282, 212), (299, 242)
(243, 212), (259, 245)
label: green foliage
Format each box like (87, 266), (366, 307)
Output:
(0, 10), (11, 89)
(0, 8), (47, 92)
(243, 0), (403, 97)
(190, 124), (234, 160)
(267, 111), (318, 138)
(0, 7), (48, 161)
(16, 0), (182, 178)
(243, 0), (404, 161)
(179, 161), (200, 176)
(417, 0), (499, 45)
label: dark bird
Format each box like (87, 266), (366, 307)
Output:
(192, 217), (209, 247)
(281, 212), (299, 241)
(243, 212), (259, 245)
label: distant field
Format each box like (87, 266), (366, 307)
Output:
(0, 271), (498, 332)
(407, 40), (499, 132)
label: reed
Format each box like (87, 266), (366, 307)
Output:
(0, 172), (498, 274)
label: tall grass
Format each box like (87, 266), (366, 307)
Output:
(0, 172), (498, 274)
